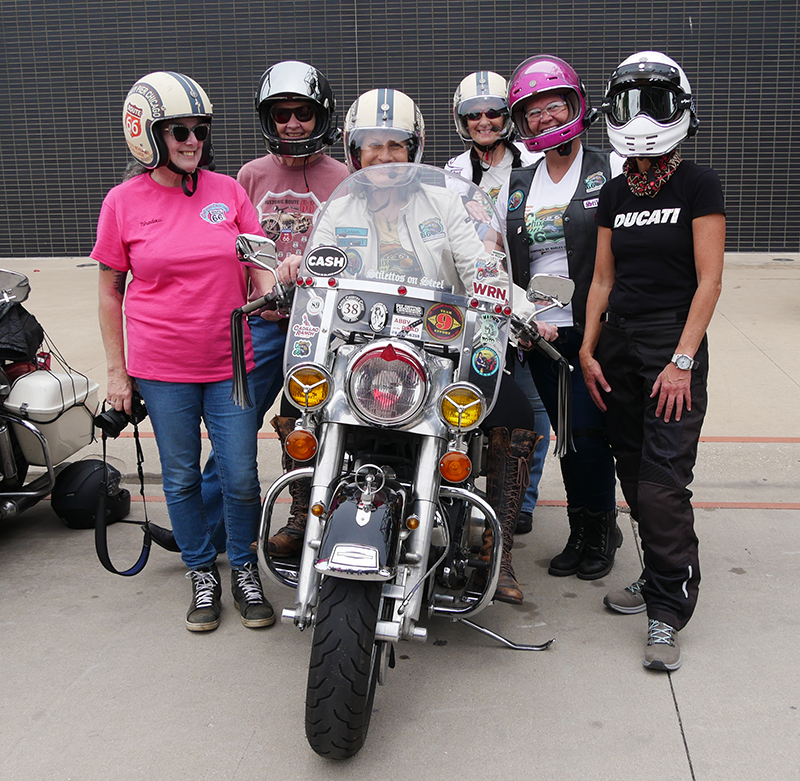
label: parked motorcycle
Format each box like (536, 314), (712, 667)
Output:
(235, 165), (573, 759)
(0, 269), (100, 524)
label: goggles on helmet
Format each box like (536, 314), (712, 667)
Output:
(605, 85), (691, 127)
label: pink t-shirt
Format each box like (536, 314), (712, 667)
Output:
(91, 170), (264, 382)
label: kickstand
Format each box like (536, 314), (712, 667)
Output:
(455, 618), (555, 651)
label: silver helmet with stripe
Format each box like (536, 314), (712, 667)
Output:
(452, 71), (512, 143)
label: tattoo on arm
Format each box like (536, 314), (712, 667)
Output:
(99, 264), (127, 296)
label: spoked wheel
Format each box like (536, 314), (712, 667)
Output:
(305, 576), (382, 759)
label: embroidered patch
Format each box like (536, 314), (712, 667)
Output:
(345, 249), (363, 274)
(200, 203), (230, 224)
(584, 198), (599, 209)
(584, 171), (607, 193)
(508, 189), (525, 211)
(419, 218), (445, 241)
(335, 226), (368, 247)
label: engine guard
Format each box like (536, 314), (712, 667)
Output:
(314, 480), (406, 581)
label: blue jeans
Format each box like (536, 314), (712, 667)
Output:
(201, 318), (285, 550)
(515, 355), (551, 514)
(528, 326), (616, 512)
(136, 375), (261, 570)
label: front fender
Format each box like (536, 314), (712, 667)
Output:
(314, 480), (406, 581)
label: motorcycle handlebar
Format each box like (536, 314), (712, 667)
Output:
(511, 315), (565, 363)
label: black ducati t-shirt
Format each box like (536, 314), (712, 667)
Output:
(596, 161), (725, 316)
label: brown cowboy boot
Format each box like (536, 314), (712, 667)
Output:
(480, 427), (540, 605)
(267, 416), (311, 558)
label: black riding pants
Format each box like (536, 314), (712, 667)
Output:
(597, 311), (708, 630)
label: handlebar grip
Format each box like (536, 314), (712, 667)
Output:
(241, 296), (269, 315)
(532, 336), (564, 362)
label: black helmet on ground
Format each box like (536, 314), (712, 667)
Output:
(51, 460), (131, 529)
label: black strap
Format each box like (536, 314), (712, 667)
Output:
(94, 419), (152, 576)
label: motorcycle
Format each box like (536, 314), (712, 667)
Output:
(234, 164), (574, 759)
(0, 269), (101, 524)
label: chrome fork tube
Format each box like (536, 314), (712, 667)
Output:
(397, 435), (445, 635)
(293, 422), (346, 625)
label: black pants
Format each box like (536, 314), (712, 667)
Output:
(597, 312), (708, 630)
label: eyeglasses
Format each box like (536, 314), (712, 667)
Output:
(164, 123), (211, 142)
(270, 104), (316, 124)
(525, 101), (569, 122)
(463, 108), (508, 122)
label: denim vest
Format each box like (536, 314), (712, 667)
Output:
(505, 146), (612, 331)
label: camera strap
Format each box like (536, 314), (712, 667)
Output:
(94, 408), (181, 576)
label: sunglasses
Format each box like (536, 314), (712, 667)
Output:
(164, 123), (211, 142)
(270, 104), (316, 124)
(463, 108), (508, 122)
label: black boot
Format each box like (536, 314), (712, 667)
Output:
(481, 427), (539, 605)
(547, 506), (587, 577)
(577, 508), (623, 580)
(267, 416), (310, 558)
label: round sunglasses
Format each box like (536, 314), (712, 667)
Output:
(163, 123), (211, 142)
(462, 108), (508, 122)
(270, 104), (316, 124)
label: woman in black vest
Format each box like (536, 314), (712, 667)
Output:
(496, 55), (622, 580)
(581, 52), (725, 671)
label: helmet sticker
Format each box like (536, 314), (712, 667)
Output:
(508, 189), (525, 211)
(199, 203), (230, 224)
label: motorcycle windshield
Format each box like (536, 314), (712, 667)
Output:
(286, 164), (512, 406)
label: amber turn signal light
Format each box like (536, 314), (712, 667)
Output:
(439, 450), (472, 483)
(286, 429), (318, 462)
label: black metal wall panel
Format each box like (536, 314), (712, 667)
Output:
(0, 0), (797, 256)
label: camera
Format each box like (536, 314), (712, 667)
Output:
(94, 391), (148, 439)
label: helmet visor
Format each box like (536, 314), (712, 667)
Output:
(457, 96), (508, 120)
(607, 85), (683, 126)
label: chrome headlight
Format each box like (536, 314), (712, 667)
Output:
(348, 341), (428, 425)
(438, 383), (485, 431)
(284, 364), (332, 411)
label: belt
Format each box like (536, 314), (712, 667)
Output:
(602, 308), (690, 327)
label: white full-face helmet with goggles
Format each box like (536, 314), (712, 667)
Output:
(601, 51), (698, 157)
(507, 55), (596, 154)
(452, 71), (513, 147)
(123, 71), (214, 172)
(344, 88), (425, 174)
(256, 60), (341, 158)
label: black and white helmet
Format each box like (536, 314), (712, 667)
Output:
(452, 71), (513, 144)
(601, 51), (698, 157)
(343, 88), (425, 172)
(256, 61), (341, 157)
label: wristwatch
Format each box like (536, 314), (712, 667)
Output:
(671, 353), (699, 371)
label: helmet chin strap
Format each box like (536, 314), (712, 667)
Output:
(165, 161), (199, 196)
(556, 140), (573, 157)
(473, 139), (502, 155)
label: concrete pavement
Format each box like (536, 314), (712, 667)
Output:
(0, 253), (798, 780)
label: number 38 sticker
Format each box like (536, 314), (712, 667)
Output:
(337, 294), (365, 323)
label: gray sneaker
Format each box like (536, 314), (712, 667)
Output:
(231, 562), (275, 628)
(604, 578), (646, 614)
(643, 619), (681, 671)
(186, 565), (222, 632)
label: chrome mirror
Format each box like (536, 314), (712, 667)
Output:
(236, 234), (278, 272)
(526, 274), (575, 307)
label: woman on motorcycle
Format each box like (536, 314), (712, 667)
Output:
(94, 72), (276, 632)
(580, 52), (725, 670)
(445, 70), (548, 536)
(494, 55), (622, 581)
(273, 88), (541, 604)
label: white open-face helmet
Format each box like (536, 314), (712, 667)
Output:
(452, 71), (513, 144)
(122, 71), (213, 169)
(601, 51), (698, 157)
(344, 88), (425, 173)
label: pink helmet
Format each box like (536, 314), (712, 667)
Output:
(507, 55), (596, 152)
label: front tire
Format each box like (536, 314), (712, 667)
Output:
(305, 576), (381, 759)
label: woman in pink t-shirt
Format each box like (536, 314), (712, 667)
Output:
(93, 72), (275, 633)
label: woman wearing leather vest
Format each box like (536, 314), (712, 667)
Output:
(495, 55), (623, 581)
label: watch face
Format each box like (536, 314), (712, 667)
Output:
(676, 355), (691, 370)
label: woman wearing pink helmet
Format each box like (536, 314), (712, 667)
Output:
(495, 55), (623, 582)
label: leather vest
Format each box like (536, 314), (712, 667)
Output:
(505, 146), (612, 331)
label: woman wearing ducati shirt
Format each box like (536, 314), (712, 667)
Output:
(580, 52), (725, 672)
(95, 73), (277, 633)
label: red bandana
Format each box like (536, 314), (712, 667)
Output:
(624, 149), (682, 198)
